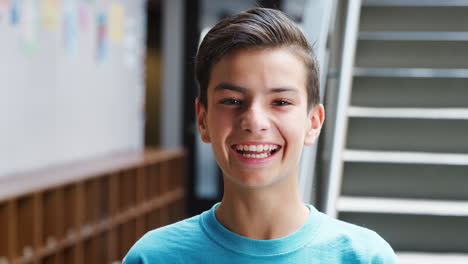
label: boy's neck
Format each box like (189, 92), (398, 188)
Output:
(215, 179), (310, 240)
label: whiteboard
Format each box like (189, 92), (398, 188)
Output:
(0, 0), (147, 178)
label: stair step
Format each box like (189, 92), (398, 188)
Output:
(328, 0), (468, 254)
(363, 0), (468, 7)
(354, 67), (468, 78)
(343, 150), (468, 165)
(338, 197), (468, 216)
(359, 32), (468, 41)
(347, 106), (468, 120)
(398, 252), (468, 264)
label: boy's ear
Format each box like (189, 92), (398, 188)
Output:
(304, 104), (325, 146)
(195, 98), (211, 143)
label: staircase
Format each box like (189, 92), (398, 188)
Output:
(325, 0), (468, 263)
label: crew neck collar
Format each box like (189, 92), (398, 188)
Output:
(200, 203), (322, 257)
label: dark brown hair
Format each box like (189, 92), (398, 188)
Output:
(195, 7), (320, 110)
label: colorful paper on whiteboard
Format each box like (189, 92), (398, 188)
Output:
(109, 3), (123, 43)
(22, 0), (40, 53)
(63, 0), (78, 56)
(96, 13), (108, 63)
(42, 0), (59, 30)
(9, 0), (19, 25)
(0, 0), (9, 24)
(0, 0), (8, 9)
(78, 2), (90, 32)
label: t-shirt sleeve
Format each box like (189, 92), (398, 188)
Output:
(121, 230), (177, 264)
(122, 250), (143, 264)
(121, 232), (158, 264)
(368, 232), (400, 264)
(122, 244), (168, 264)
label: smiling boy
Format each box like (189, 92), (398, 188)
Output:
(123, 8), (398, 264)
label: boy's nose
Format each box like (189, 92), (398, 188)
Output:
(240, 105), (270, 133)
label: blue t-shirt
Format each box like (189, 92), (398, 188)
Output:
(123, 203), (398, 263)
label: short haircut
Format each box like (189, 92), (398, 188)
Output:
(195, 7), (320, 110)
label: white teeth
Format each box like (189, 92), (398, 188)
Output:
(242, 152), (270, 158)
(236, 144), (280, 153)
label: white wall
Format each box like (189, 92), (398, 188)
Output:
(0, 0), (147, 178)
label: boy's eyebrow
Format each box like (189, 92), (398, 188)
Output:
(269, 87), (299, 93)
(214, 83), (246, 93)
(214, 82), (299, 94)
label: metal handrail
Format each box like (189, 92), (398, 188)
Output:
(324, 0), (362, 217)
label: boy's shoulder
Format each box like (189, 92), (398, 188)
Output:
(123, 214), (206, 263)
(312, 210), (398, 263)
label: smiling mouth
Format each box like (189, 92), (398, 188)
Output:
(231, 144), (281, 159)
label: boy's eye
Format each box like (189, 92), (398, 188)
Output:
(219, 98), (242, 105)
(272, 100), (292, 106)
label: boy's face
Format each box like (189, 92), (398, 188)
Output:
(196, 47), (324, 189)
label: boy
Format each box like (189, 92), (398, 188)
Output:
(124, 8), (398, 263)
